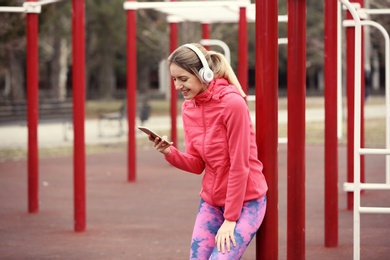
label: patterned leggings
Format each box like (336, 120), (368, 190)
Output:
(189, 196), (267, 260)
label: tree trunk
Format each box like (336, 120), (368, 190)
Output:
(2, 69), (11, 98)
(138, 65), (150, 95)
(8, 50), (25, 101)
(97, 52), (115, 99)
(50, 38), (68, 101)
(307, 67), (317, 91)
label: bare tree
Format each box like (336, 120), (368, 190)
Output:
(40, 2), (71, 101)
(0, 0), (26, 102)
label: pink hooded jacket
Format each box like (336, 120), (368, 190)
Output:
(165, 78), (268, 221)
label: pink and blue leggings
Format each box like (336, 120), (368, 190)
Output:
(189, 196), (267, 260)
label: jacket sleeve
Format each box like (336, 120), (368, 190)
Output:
(164, 145), (205, 175)
(223, 94), (252, 221)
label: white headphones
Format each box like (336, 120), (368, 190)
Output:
(183, 44), (214, 83)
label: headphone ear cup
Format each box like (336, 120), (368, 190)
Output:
(200, 68), (214, 83)
(183, 44), (214, 83)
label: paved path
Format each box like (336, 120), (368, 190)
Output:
(0, 100), (386, 150)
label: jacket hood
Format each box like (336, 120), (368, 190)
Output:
(193, 78), (241, 105)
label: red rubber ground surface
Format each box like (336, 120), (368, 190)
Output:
(0, 144), (389, 259)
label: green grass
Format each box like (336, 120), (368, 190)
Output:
(0, 143), (129, 162)
(86, 100), (124, 118)
(278, 118), (386, 147)
(86, 99), (174, 119)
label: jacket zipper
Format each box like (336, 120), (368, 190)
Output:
(202, 103), (206, 159)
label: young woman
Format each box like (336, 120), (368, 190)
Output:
(151, 43), (268, 259)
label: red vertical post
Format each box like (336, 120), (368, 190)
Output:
(126, 0), (137, 182)
(26, 0), (39, 213)
(169, 18), (178, 147)
(238, 4), (248, 95)
(346, 6), (354, 211)
(202, 23), (210, 50)
(324, 0), (338, 247)
(287, 0), (306, 259)
(345, 0), (365, 211)
(202, 0), (210, 50)
(72, 0), (86, 232)
(255, 1), (278, 259)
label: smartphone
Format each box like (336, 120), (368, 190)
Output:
(137, 126), (173, 146)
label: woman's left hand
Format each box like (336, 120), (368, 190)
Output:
(153, 135), (172, 155)
(215, 220), (237, 254)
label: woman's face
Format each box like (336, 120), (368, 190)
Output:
(170, 63), (204, 100)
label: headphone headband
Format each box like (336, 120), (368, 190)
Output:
(183, 44), (214, 83)
(183, 44), (210, 71)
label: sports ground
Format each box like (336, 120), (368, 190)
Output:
(0, 96), (388, 259)
(0, 142), (389, 259)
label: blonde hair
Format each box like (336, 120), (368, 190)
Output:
(167, 43), (246, 97)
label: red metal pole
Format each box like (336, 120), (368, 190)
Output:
(287, 0), (306, 259)
(26, 0), (39, 214)
(126, 0), (137, 182)
(72, 0), (86, 232)
(169, 20), (178, 147)
(255, 1), (278, 259)
(324, 0), (338, 247)
(202, 23), (210, 50)
(345, 0), (365, 211)
(238, 5), (248, 95)
(346, 7), (354, 211)
(202, 0), (210, 50)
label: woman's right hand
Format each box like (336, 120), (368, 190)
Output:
(152, 135), (172, 155)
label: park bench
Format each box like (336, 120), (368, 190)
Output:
(0, 99), (73, 141)
(0, 99), (73, 123)
(97, 102), (126, 137)
(97, 100), (152, 137)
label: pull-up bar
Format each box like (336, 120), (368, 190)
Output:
(124, 0), (250, 9)
(363, 8), (390, 15)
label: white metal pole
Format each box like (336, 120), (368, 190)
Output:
(339, 1), (362, 259)
(38, 0), (64, 6)
(344, 182), (390, 191)
(359, 19), (390, 184)
(0, 6), (25, 12)
(0, 0), (64, 13)
(360, 148), (390, 155)
(363, 8), (390, 14)
(360, 207), (390, 213)
(386, 74), (390, 185)
(278, 37), (288, 45)
(199, 39), (231, 65)
(124, 0), (251, 10)
(386, 23), (390, 185)
(362, 19), (390, 185)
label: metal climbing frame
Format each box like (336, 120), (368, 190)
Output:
(339, 0), (390, 259)
(0, 0), (64, 13)
(1, 0), (87, 232)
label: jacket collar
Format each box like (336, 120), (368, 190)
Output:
(193, 78), (235, 105)
(193, 80), (215, 104)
